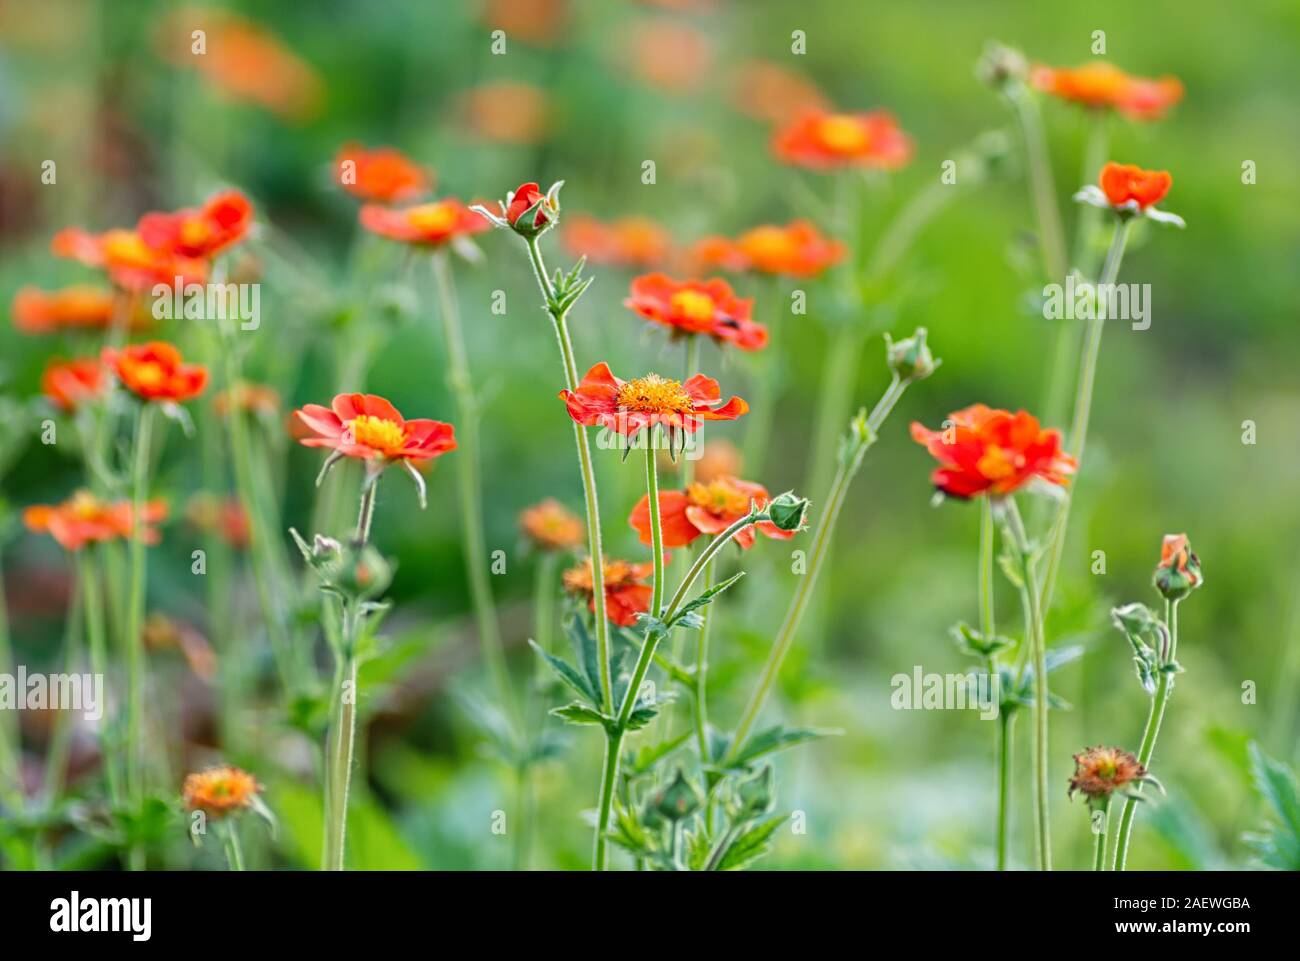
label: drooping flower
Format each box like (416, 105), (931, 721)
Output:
(41, 357), (107, 412)
(1031, 62), (1183, 121)
(629, 475), (795, 550)
(1068, 746), (1151, 801)
(691, 221), (844, 278)
(136, 190), (255, 260)
(182, 765), (262, 817)
(560, 362), (748, 439)
(359, 198), (489, 247)
(11, 285), (118, 334)
(24, 490), (168, 551)
(563, 556), (660, 627)
(102, 341), (208, 403)
(910, 404), (1076, 499)
(335, 142), (431, 204)
(773, 110), (913, 170)
(625, 274), (766, 351)
(1154, 533), (1202, 601)
(520, 498), (585, 552)
(294, 393), (455, 502)
(563, 215), (672, 268)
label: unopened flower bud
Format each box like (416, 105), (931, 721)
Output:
(650, 767), (701, 822)
(337, 543), (393, 601)
(976, 42), (1028, 91)
(733, 764), (775, 818)
(766, 491), (809, 533)
(504, 181), (562, 237)
(884, 327), (938, 383)
(1153, 533), (1202, 601)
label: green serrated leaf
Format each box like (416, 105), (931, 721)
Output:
(669, 571), (746, 627)
(714, 813), (788, 871)
(528, 640), (597, 706)
(727, 725), (842, 769)
(550, 702), (609, 727)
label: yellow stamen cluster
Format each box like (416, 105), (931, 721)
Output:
(563, 558), (638, 594)
(817, 114), (871, 153)
(616, 374), (694, 414)
(182, 765), (260, 817)
(348, 414), (407, 456)
(687, 478), (751, 517)
(409, 202), (457, 233)
(669, 289), (717, 323)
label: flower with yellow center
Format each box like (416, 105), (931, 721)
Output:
(669, 289), (718, 326)
(616, 374), (696, 415)
(347, 414), (409, 458)
(182, 765), (261, 817)
(520, 498), (585, 551)
(1068, 746), (1152, 802)
(624, 274), (766, 351)
(816, 114), (872, 153)
(563, 362), (748, 439)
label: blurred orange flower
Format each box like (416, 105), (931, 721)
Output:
(24, 490), (168, 551)
(628, 19), (712, 93)
(143, 612), (217, 680)
(561, 362), (748, 438)
(456, 82), (549, 144)
(360, 199), (489, 246)
(520, 498), (585, 551)
(773, 110), (913, 171)
(692, 438), (742, 484)
(186, 493), (251, 549)
(630, 475), (794, 550)
(564, 215), (672, 268)
(335, 142), (431, 204)
(295, 393), (456, 465)
(563, 556), (659, 627)
(481, 0), (568, 46)
(625, 274), (766, 351)
(692, 221), (844, 278)
(911, 404), (1075, 499)
(136, 190), (255, 260)
(1032, 62), (1183, 121)
(103, 341), (208, 403)
(731, 60), (829, 125)
(52, 226), (207, 292)
(182, 765), (261, 817)
(159, 8), (322, 122)
(1099, 162), (1172, 209)
(11, 285), (117, 334)
(41, 357), (107, 412)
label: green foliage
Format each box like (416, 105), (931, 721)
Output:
(1244, 742), (1300, 870)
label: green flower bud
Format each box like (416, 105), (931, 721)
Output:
(733, 765), (775, 819)
(1153, 534), (1202, 602)
(884, 327), (938, 383)
(766, 491), (809, 533)
(651, 767), (701, 822)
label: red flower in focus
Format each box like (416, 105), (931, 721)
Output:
(24, 490), (168, 551)
(1099, 162), (1172, 210)
(563, 215), (672, 268)
(52, 226), (207, 292)
(629, 475), (794, 550)
(360, 199), (489, 246)
(625, 274), (766, 351)
(294, 393), (456, 465)
(560, 362), (748, 438)
(11, 286), (117, 334)
(41, 357), (107, 412)
(335, 142), (431, 204)
(1031, 62), (1183, 121)
(773, 110), (913, 170)
(910, 404), (1076, 499)
(137, 190), (255, 260)
(103, 341), (208, 403)
(563, 556), (660, 627)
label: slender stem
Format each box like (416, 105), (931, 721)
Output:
(124, 405), (153, 809)
(431, 252), (516, 723)
(1092, 796), (1111, 871)
(996, 713), (1013, 870)
(1013, 90), (1067, 283)
(979, 497), (1009, 870)
(728, 376), (907, 757)
(222, 818), (246, 871)
(1112, 598), (1179, 871)
(645, 437), (665, 618)
(1038, 218), (1132, 615)
(0, 546), (22, 813)
(592, 730), (624, 871)
(79, 552), (121, 806)
(354, 476), (377, 545)
(42, 575), (82, 803)
(694, 559), (717, 765)
(1003, 497), (1051, 870)
(525, 236), (612, 712)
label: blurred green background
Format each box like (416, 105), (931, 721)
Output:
(1, 0), (1298, 869)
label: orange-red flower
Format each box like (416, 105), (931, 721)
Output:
(455, 81), (549, 145)
(520, 498), (585, 551)
(1154, 533), (1202, 599)
(11, 285), (117, 334)
(560, 362), (748, 438)
(625, 274), (766, 351)
(563, 556), (660, 627)
(1068, 746), (1148, 801)
(103, 341), (208, 403)
(506, 182), (552, 229)
(628, 18), (712, 93)
(24, 490), (168, 551)
(1099, 162), (1172, 210)
(294, 393), (456, 465)
(692, 221), (844, 278)
(359, 198), (489, 246)
(41, 357), (107, 412)
(335, 142), (431, 204)
(910, 404), (1076, 499)
(563, 215), (672, 268)
(480, 0), (568, 46)
(630, 475), (794, 550)
(186, 493), (251, 549)
(1032, 62), (1183, 121)
(52, 226), (207, 292)
(182, 765), (261, 817)
(731, 60), (829, 125)
(773, 110), (913, 171)
(136, 190), (255, 260)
